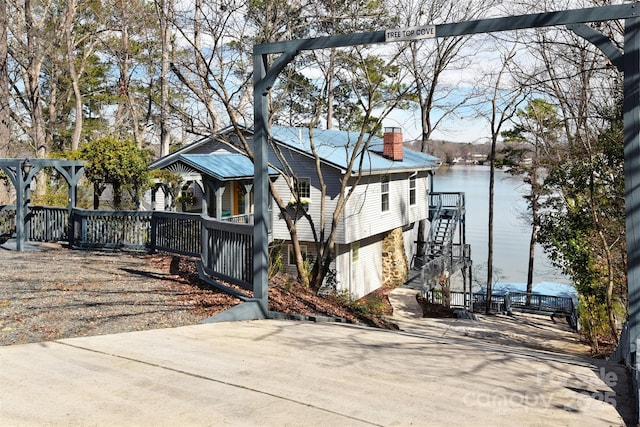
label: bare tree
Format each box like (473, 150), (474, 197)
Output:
(62, 0), (103, 150)
(98, 0), (159, 146)
(7, 0), (53, 158)
(0, 0), (8, 153)
(476, 38), (528, 313)
(169, 0), (258, 134)
(156, 0), (173, 156)
(393, 0), (494, 257)
(512, 20), (625, 342)
(307, 0), (395, 129)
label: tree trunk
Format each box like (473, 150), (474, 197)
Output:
(486, 138), (496, 314)
(93, 183), (102, 210)
(0, 0), (8, 152)
(526, 172), (539, 305)
(159, 0), (172, 156)
(526, 220), (536, 306)
(64, 0), (83, 151)
(326, 49), (336, 129)
(194, 0), (222, 132)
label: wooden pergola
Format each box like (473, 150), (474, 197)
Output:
(250, 4), (640, 420)
(0, 159), (85, 251)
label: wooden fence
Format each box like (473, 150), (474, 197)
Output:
(71, 209), (153, 250)
(28, 206), (68, 242)
(1, 206), (255, 290)
(151, 211), (202, 256)
(200, 215), (254, 290)
(2, 205), (68, 241)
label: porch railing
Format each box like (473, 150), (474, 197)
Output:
(71, 209), (153, 250)
(423, 289), (468, 308)
(201, 215), (253, 291)
(151, 211), (201, 256)
(28, 206), (68, 242)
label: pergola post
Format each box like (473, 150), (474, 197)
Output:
(253, 53), (270, 315)
(0, 159), (84, 251)
(624, 16), (640, 414)
(15, 161), (25, 251)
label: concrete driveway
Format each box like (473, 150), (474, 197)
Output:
(0, 319), (629, 426)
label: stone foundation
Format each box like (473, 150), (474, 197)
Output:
(381, 227), (409, 288)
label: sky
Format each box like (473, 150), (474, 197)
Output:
(384, 108), (492, 144)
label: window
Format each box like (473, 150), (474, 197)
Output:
(409, 175), (416, 206)
(294, 177), (310, 199)
(351, 242), (360, 263)
(288, 244), (307, 266)
(381, 175), (389, 211)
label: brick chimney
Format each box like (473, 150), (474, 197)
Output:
(383, 127), (403, 161)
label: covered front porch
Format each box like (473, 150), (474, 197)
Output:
(149, 153), (277, 224)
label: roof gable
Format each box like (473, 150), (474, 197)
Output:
(178, 154), (277, 181)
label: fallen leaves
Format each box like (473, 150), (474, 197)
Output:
(0, 249), (397, 346)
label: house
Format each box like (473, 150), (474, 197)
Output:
(149, 126), (441, 298)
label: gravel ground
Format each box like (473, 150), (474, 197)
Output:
(0, 245), (242, 345)
(0, 244), (393, 346)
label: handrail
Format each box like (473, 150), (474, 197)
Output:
(200, 214), (253, 290)
(427, 192), (463, 253)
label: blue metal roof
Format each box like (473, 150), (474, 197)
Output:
(269, 126), (440, 173)
(179, 154), (277, 181)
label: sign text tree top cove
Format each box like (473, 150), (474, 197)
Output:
(385, 25), (436, 42)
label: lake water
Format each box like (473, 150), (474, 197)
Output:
(432, 165), (570, 285)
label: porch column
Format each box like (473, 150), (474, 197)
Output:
(194, 179), (205, 214)
(150, 186), (158, 211)
(203, 179), (225, 219)
(200, 179), (210, 216)
(243, 182), (253, 219)
(215, 185), (225, 219)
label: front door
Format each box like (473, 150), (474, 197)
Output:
(233, 182), (246, 215)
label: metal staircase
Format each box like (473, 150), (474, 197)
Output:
(408, 192), (471, 293)
(427, 208), (459, 258)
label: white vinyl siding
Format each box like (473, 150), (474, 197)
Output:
(335, 235), (383, 298)
(270, 156), (341, 243)
(342, 172), (430, 244)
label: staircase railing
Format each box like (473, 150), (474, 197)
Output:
(410, 192), (471, 302)
(426, 192), (464, 257)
